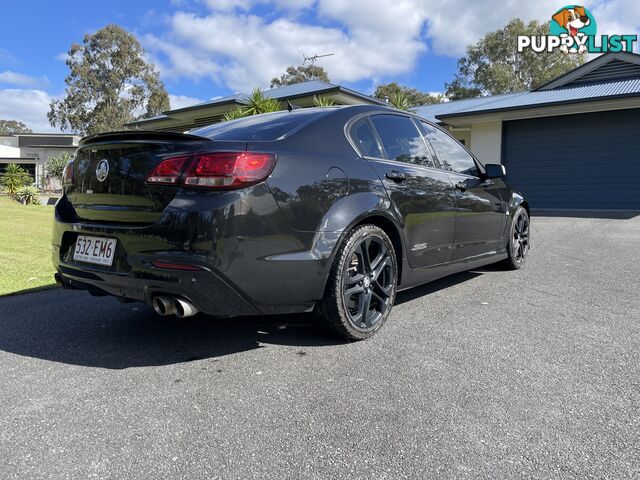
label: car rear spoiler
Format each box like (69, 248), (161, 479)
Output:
(79, 130), (211, 146)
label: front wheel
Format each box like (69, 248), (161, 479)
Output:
(318, 224), (398, 340)
(503, 206), (530, 270)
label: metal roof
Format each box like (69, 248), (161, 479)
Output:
(167, 80), (385, 114)
(414, 53), (640, 122)
(413, 94), (522, 122)
(436, 77), (640, 119)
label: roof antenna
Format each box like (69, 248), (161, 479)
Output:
(286, 99), (301, 112)
(302, 52), (335, 65)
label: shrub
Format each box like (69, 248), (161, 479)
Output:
(45, 152), (72, 182)
(1, 164), (32, 196)
(223, 88), (281, 121)
(15, 185), (40, 205)
(313, 95), (336, 107)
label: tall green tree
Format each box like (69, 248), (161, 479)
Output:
(48, 24), (170, 136)
(373, 83), (444, 107)
(270, 65), (330, 88)
(445, 19), (586, 100)
(0, 120), (32, 135)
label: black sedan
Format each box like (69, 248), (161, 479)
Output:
(53, 105), (530, 340)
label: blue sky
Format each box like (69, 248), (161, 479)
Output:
(0, 0), (635, 131)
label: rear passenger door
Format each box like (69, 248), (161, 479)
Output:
(351, 114), (457, 268)
(421, 122), (505, 261)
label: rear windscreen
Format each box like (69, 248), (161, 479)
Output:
(190, 109), (331, 141)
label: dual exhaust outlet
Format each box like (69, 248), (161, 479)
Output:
(151, 295), (199, 318)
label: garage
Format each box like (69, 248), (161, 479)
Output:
(502, 108), (640, 210)
(414, 52), (640, 213)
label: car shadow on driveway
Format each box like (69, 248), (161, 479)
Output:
(0, 270), (487, 369)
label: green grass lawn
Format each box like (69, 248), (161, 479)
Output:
(0, 196), (56, 296)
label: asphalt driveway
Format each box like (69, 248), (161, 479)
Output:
(0, 215), (639, 479)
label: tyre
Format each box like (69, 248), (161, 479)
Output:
(318, 224), (398, 340)
(503, 206), (530, 270)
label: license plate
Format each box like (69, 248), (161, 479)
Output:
(73, 235), (117, 266)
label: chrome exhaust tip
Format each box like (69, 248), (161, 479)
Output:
(152, 296), (177, 316)
(173, 298), (199, 318)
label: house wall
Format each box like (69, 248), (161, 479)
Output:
(447, 128), (471, 147)
(0, 144), (20, 158)
(21, 146), (76, 188)
(469, 121), (502, 165)
(0, 136), (19, 148)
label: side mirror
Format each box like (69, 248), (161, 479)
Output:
(485, 163), (506, 179)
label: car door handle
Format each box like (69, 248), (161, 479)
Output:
(386, 170), (406, 182)
(455, 181), (467, 192)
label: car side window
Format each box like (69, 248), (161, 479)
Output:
(350, 119), (383, 158)
(422, 122), (480, 177)
(369, 114), (436, 168)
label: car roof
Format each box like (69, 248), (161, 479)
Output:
(189, 104), (433, 142)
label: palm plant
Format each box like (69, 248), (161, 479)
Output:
(313, 95), (336, 107)
(15, 185), (40, 205)
(242, 88), (281, 116)
(223, 108), (248, 121)
(1, 164), (32, 196)
(389, 91), (411, 111)
(223, 88), (282, 121)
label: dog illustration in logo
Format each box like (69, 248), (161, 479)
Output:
(553, 6), (591, 53)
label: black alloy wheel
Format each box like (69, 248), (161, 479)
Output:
(342, 236), (394, 329)
(505, 206), (530, 269)
(319, 224), (398, 340)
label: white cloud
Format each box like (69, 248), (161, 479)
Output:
(146, 0), (582, 93)
(0, 89), (59, 132)
(145, 4), (428, 92)
(203, 0), (314, 12)
(590, 0), (640, 52)
(143, 34), (221, 82)
(148, 0), (640, 95)
(413, 0), (557, 56)
(0, 70), (49, 87)
(169, 93), (204, 109)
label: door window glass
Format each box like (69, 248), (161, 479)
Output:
(422, 123), (479, 177)
(370, 114), (436, 168)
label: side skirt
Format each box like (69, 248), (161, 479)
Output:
(398, 251), (508, 292)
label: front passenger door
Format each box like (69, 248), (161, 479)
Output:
(421, 122), (506, 261)
(352, 114), (457, 268)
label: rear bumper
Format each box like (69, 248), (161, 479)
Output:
(55, 260), (261, 317)
(51, 188), (329, 316)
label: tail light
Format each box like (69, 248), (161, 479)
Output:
(146, 156), (189, 185)
(145, 152), (276, 189)
(62, 160), (74, 187)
